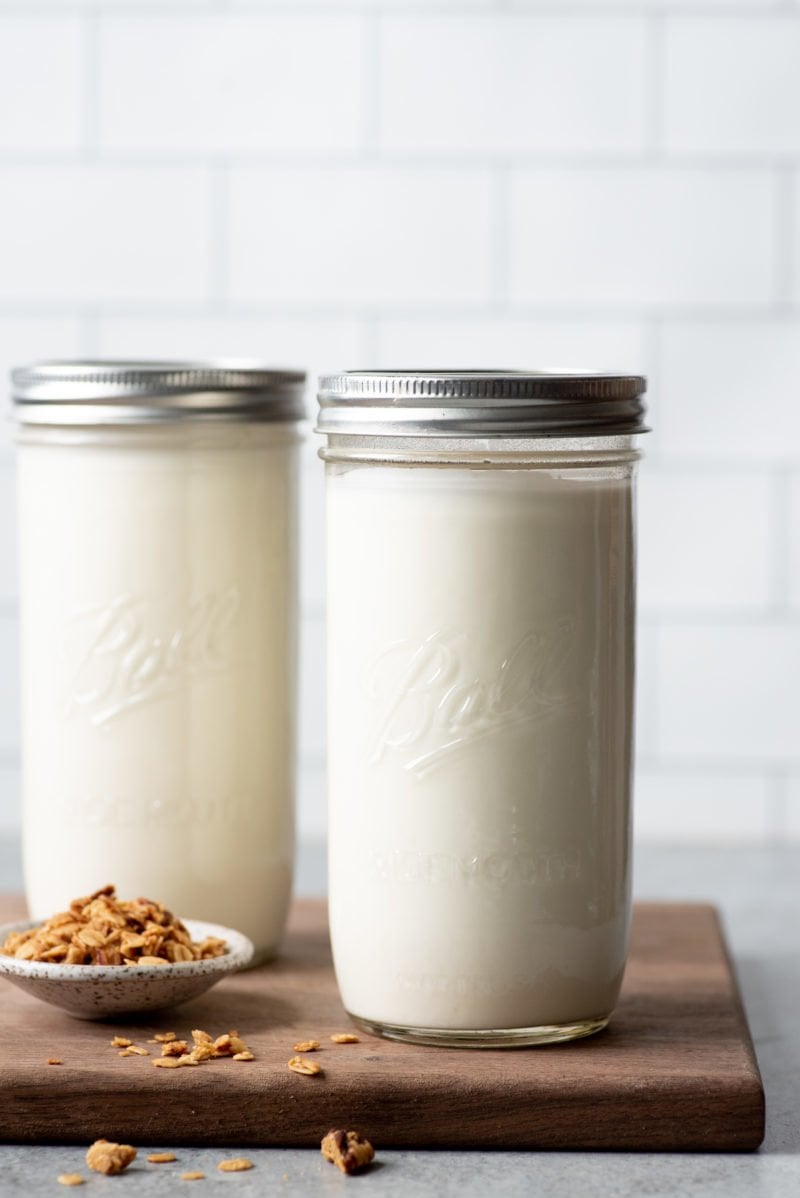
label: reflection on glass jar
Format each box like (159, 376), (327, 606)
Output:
(13, 362), (305, 961)
(318, 371), (647, 1046)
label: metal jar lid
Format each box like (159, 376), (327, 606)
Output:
(12, 361), (306, 425)
(317, 371), (647, 438)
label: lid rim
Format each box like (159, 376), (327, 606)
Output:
(11, 360), (307, 425)
(316, 370), (647, 437)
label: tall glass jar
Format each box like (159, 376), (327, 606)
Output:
(13, 361), (305, 960)
(318, 371), (647, 1046)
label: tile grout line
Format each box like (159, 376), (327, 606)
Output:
(641, 316), (662, 464)
(359, 314), (380, 366)
(634, 755), (800, 777)
(489, 163), (512, 314)
(639, 609), (800, 625)
(208, 160), (231, 313)
(78, 310), (100, 357)
(648, 621), (661, 768)
(772, 166), (796, 309)
(644, 11), (665, 160)
(6, 150), (800, 169)
(0, 0), (798, 851)
(358, 8), (382, 162)
(80, 6), (101, 161)
(768, 771), (789, 842)
(2, 4), (794, 13)
(3, 303), (796, 322)
(635, 621), (657, 761)
(767, 469), (794, 613)
(0, 2), (796, 12)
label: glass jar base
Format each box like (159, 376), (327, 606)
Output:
(348, 1013), (610, 1049)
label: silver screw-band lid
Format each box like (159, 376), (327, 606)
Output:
(12, 361), (306, 425)
(317, 371), (647, 438)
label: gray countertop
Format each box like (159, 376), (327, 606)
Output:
(1, 841), (798, 1197)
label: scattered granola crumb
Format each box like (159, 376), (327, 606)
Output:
(218, 1159), (253, 1173)
(110, 1037), (132, 1048)
(185, 1045), (215, 1064)
(288, 1056), (322, 1076)
(213, 1032), (248, 1056)
(47, 1058), (63, 1065)
(161, 1040), (189, 1057)
(86, 1139), (137, 1175)
(330, 1033), (360, 1044)
(321, 1130), (375, 1175)
(113, 1025), (254, 1071)
(57, 1174), (85, 1187)
(293, 1040), (320, 1053)
(1, 886), (226, 966)
(147, 1153), (177, 1164)
(181, 1172), (205, 1181)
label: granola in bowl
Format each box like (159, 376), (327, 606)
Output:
(1, 885), (226, 966)
(0, 886), (253, 1019)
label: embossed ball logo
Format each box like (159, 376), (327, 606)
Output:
(367, 619), (578, 777)
(62, 588), (241, 726)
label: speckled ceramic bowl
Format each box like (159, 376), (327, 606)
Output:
(0, 918), (254, 1019)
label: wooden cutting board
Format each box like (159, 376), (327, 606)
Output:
(0, 895), (764, 1152)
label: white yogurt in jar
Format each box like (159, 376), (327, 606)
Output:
(319, 370), (645, 1045)
(14, 364), (304, 959)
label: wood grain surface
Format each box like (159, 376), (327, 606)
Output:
(0, 896), (765, 1151)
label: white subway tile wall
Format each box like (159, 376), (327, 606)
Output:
(637, 469), (772, 611)
(663, 19), (800, 157)
(0, 17), (84, 152)
(98, 16), (364, 154)
(0, 1), (797, 847)
(228, 166), (494, 306)
(658, 625), (800, 764)
(658, 321), (800, 462)
(0, 319), (83, 450)
(0, 467), (17, 604)
(790, 477), (800, 607)
(0, 166), (212, 304)
(378, 16), (649, 155)
(634, 773), (775, 844)
(373, 319), (650, 374)
(0, 618), (19, 759)
(634, 625), (659, 762)
(0, 765), (20, 836)
(509, 168), (776, 309)
(788, 778), (800, 843)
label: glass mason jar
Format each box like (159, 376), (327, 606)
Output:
(317, 371), (647, 1046)
(12, 361), (305, 961)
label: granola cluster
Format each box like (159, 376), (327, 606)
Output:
(106, 1023), (360, 1080)
(85, 1139), (137, 1176)
(68, 1143), (258, 1184)
(288, 1055), (322, 1076)
(321, 1129), (375, 1175)
(285, 1031), (359, 1078)
(146, 1027), (254, 1069)
(51, 1024), (376, 1183)
(1, 885), (226, 966)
